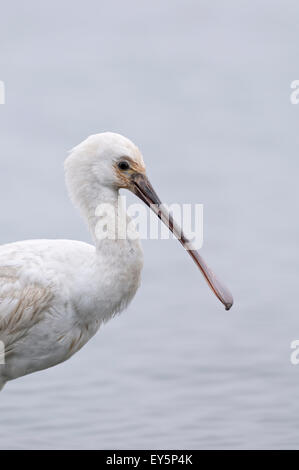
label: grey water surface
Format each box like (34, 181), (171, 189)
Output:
(0, 0), (298, 449)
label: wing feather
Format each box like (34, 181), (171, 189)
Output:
(0, 266), (54, 353)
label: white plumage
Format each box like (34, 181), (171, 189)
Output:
(0, 132), (233, 391)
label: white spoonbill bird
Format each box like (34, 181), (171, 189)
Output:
(0, 132), (233, 390)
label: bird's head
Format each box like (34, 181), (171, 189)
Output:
(65, 132), (233, 311)
(65, 132), (162, 210)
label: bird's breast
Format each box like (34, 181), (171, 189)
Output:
(72, 238), (144, 326)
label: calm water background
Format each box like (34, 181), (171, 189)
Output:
(0, 0), (298, 450)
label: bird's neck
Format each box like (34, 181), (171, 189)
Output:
(65, 167), (136, 252)
(72, 184), (134, 252)
(84, 187), (121, 247)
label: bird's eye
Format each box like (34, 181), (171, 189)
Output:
(118, 161), (130, 171)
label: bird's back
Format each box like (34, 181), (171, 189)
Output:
(0, 238), (143, 386)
